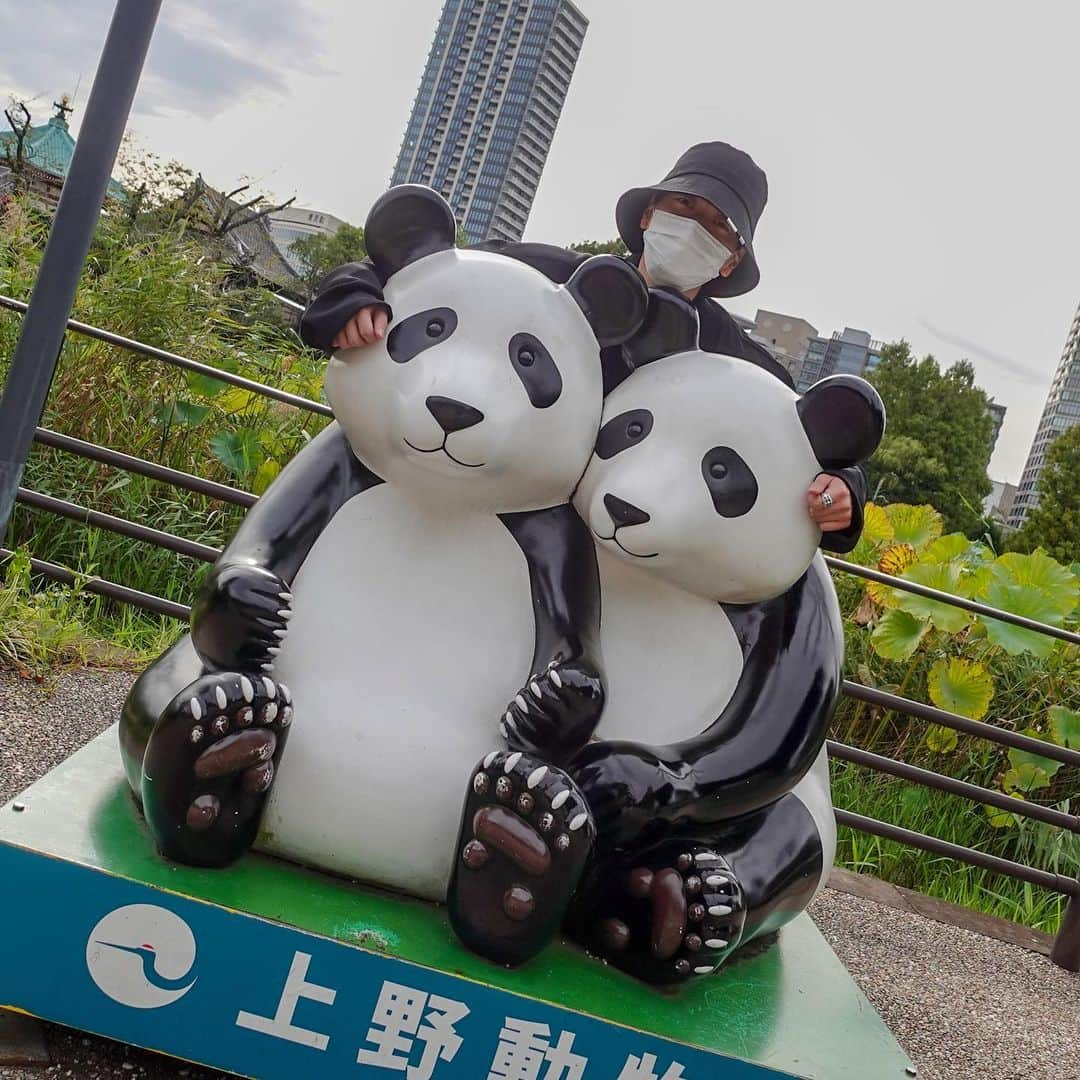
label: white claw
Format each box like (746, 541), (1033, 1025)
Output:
(514, 694), (529, 714)
(278, 591), (293, 602)
(708, 904), (732, 917)
(261, 663), (275, 673)
(526, 765), (548, 789)
(278, 608), (292, 621)
(189, 697), (202, 721)
(705, 939), (728, 949)
(214, 686), (227, 709)
(705, 875), (729, 888)
(499, 721), (509, 738)
(279, 683), (292, 704)
(273, 629), (288, 639)
(239, 676), (254, 703)
(281, 705), (293, 727)
(267, 646), (280, 656)
(530, 681), (542, 699)
(483, 750), (499, 768)
(568, 812), (587, 831)
(550, 668), (563, 689)
(262, 677), (277, 699)
(695, 853), (718, 864)
(264, 702), (279, 724)
(504, 751), (522, 773)
(694, 965), (714, 975)
(551, 789), (570, 810)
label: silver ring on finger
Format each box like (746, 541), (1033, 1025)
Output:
(820, 491), (834, 509)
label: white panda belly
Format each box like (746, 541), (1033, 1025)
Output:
(593, 549), (743, 745)
(257, 485), (534, 901)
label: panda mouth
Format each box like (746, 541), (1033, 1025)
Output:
(403, 437), (485, 469)
(594, 530), (658, 559)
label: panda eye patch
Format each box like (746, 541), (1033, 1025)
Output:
(509, 333), (562, 408)
(701, 446), (758, 517)
(386, 307), (457, 364)
(595, 409), (653, 459)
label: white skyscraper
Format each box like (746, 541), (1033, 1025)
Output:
(1009, 302), (1080, 529)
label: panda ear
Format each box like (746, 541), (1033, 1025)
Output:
(623, 288), (700, 368)
(797, 375), (886, 468)
(565, 255), (649, 347)
(364, 184), (457, 279)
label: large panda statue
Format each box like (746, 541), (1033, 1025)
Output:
(449, 291), (885, 983)
(119, 186), (648, 900)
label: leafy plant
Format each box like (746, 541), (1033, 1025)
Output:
(833, 501), (1079, 917)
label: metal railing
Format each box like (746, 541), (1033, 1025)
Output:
(1, 295), (1078, 972)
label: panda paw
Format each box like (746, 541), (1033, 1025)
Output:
(141, 672), (293, 867)
(191, 563), (294, 672)
(448, 749), (594, 967)
(501, 659), (604, 762)
(582, 846), (746, 986)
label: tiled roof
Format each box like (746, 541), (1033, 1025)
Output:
(183, 180), (301, 295)
(0, 110), (126, 201)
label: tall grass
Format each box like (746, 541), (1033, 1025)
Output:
(831, 764), (1075, 932)
(0, 196), (329, 648)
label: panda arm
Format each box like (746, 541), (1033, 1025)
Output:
(570, 557), (842, 844)
(190, 423), (382, 671)
(499, 505), (606, 762)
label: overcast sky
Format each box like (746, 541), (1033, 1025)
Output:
(3, 0), (1079, 484)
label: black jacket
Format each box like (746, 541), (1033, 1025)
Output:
(298, 241), (866, 552)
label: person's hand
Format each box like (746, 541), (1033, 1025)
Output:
(331, 305), (389, 350)
(807, 474), (853, 532)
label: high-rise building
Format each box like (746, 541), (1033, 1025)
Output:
(795, 327), (884, 391)
(1008, 301), (1080, 529)
(391, 0), (588, 245)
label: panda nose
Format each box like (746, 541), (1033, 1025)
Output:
(426, 395), (484, 434)
(604, 493), (651, 528)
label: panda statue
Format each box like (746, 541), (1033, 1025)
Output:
(119, 185), (648, 906)
(448, 290), (885, 984)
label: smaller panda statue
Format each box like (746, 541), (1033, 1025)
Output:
(449, 290), (884, 983)
(119, 185), (648, 902)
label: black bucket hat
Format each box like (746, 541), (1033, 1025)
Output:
(616, 141), (768, 298)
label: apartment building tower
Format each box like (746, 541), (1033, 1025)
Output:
(1008, 300), (1080, 529)
(390, 0), (588, 244)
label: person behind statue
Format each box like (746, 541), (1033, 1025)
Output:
(298, 141), (866, 551)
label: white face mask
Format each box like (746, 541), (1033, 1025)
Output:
(642, 208), (737, 293)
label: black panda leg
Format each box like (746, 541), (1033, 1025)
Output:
(448, 750), (595, 967)
(141, 672), (293, 868)
(569, 840), (746, 985)
(570, 793), (824, 986)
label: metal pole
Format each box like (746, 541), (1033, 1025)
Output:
(1051, 885), (1080, 972)
(0, 0), (162, 541)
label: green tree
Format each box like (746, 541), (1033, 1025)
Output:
(569, 238), (630, 257)
(866, 341), (994, 535)
(289, 222), (367, 294)
(1009, 424), (1080, 563)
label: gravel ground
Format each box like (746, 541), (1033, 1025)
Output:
(2, 664), (1077, 1080)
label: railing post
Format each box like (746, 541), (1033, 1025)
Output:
(1050, 883), (1080, 971)
(0, 0), (162, 543)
